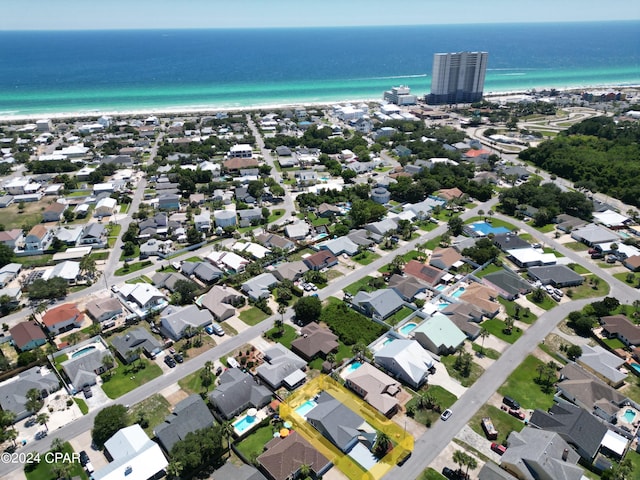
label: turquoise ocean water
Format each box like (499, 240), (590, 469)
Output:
(0, 22), (638, 116)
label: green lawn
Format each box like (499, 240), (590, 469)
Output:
(420, 468), (447, 480)
(344, 276), (377, 296)
(387, 306), (414, 326)
(534, 223), (556, 233)
(119, 204), (129, 213)
(74, 397), (89, 415)
(406, 385), (458, 426)
(267, 209), (286, 223)
(16, 254), (54, 268)
(472, 342), (501, 360)
(526, 292), (557, 310)
(119, 244), (141, 261)
(24, 442), (87, 480)
(309, 341), (352, 370)
(288, 248), (314, 261)
(68, 190), (91, 197)
(469, 404), (525, 446)
(475, 263), (503, 278)
(568, 263), (590, 275)
(239, 307), (269, 326)
(264, 324), (297, 349)
(602, 337), (626, 350)
(114, 260), (152, 276)
(499, 355), (556, 410)
(614, 271), (640, 285)
(497, 297), (538, 324)
(100, 358), (163, 399)
(440, 353), (484, 387)
(125, 275), (152, 284)
(235, 424), (274, 460)
(179, 368), (212, 395)
(353, 251), (380, 265)
(128, 394), (171, 437)
(482, 318), (523, 344)
(89, 251), (110, 261)
(418, 221), (439, 232)
(564, 241), (589, 252)
(568, 275), (610, 299)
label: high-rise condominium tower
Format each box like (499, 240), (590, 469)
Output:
(426, 51), (488, 105)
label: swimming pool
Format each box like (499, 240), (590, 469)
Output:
(623, 408), (636, 424)
(295, 400), (318, 418)
(234, 413), (257, 433)
(631, 363), (640, 375)
(437, 302), (450, 310)
(383, 337), (395, 346)
(451, 287), (466, 298)
(435, 284), (447, 291)
(71, 345), (96, 359)
(470, 221), (511, 236)
(345, 361), (363, 374)
(399, 322), (417, 335)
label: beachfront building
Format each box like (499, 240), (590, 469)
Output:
(426, 51), (488, 105)
(383, 85), (417, 105)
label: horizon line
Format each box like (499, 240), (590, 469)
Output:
(2, 18), (639, 32)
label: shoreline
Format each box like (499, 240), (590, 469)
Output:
(1, 84), (639, 123)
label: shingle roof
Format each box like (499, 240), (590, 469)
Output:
(154, 395), (215, 453)
(209, 368), (272, 420)
(258, 431), (330, 480)
(9, 321), (46, 349)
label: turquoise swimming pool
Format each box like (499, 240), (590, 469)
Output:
(399, 322), (417, 335)
(451, 287), (466, 298)
(435, 284), (446, 291)
(295, 400), (318, 418)
(234, 413), (257, 433)
(71, 345), (96, 359)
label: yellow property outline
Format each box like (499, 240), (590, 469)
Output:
(279, 375), (414, 480)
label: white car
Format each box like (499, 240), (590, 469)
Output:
(440, 409), (453, 421)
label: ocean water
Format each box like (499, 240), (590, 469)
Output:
(0, 21), (638, 116)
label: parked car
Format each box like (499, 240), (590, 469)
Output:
(35, 430), (47, 440)
(206, 323), (224, 336)
(164, 356), (176, 368)
(85, 462), (94, 474)
(173, 353), (183, 363)
(509, 408), (526, 420)
(502, 396), (520, 410)
(83, 385), (93, 399)
(440, 409), (453, 421)
(553, 288), (564, 297)
(588, 248), (599, 255)
(591, 252), (604, 259)
(168, 347), (176, 355)
(491, 442), (507, 455)
(79, 450), (89, 466)
(442, 467), (464, 480)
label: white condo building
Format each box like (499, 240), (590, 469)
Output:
(427, 51), (488, 105)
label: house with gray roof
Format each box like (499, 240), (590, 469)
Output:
(501, 427), (583, 480)
(388, 274), (428, 301)
(79, 222), (107, 247)
(255, 343), (307, 390)
(160, 305), (214, 340)
(284, 221), (310, 240)
(154, 395), (215, 454)
(347, 229), (376, 247)
(198, 285), (243, 321)
(527, 265), (584, 288)
(492, 233), (531, 252)
(111, 327), (162, 364)
(528, 402), (607, 461)
(85, 297), (123, 323)
(555, 214), (588, 233)
(242, 272), (278, 301)
(317, 236), (359, 256)
(272, 260), (308, 282)
(290, 323), (338, 361)
(152, 271), (194, 292)
(374, 339), (434, 389)
(180, 260), (223, 283)
(237, 208), (262, 227)
(570, 224), (620, 247)
(60, 341), (111, 391)
(577, 344), (627, 387)
(212, 463), (267, 480)
(209, 368), (272, 420)
(255, 233), (295, 251)
(365, 218), (397, 236)
(0, 366), (60, 421)
(352, 288), (404, 321)
(306, 391), (376, 452)
(482, 269), (532, 300)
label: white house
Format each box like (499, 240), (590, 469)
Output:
(94, 197), (118, 218)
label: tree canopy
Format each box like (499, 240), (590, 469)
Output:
(293, 296), (322, 325)
(92, 404), (128, 449)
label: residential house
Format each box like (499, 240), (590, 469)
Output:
(85, 297), (123, 323)
(576, 345), (627, 387)
(0, 229), (24, 249)
(272, 260), (309, 282)
(437, 187), (465, 202)
(317, 236), (359, 257)
(43, 201), (67, 223)
(209, 368), (272, 420)
(345, 362), (402, 417)
(352, 289), (404, 321)
(160, 305), (213, 340)
(224, 156), (259, 172)
(118, 283), (167, 312)
(43, 260), (81, 283)
(528, 402), (608, 462)
(180, 261), (223, 283)
(527, 265), (584, 288)
(94, 197), (117, 218)
(317, 203), (342, 218)
(232, 241), (271, 259)
(93, 425), (168, 480)
(24, 225), (52, 252)
(211, 464), (267, 480)
(623, 255), (640, 272)
(507, 248), (557, 268)
(78, 223), (107, 247)
(404, 260), (445, 287)
(501, 427), (584, 480)
(154, 395), (215, 454)
(242, 272), (278, 301)
(255, 232), (295, 252)
(306, 391), (376, 452)
(151, 271), (193, 293)
(303, 250), (338, 271)
(284, 221), (310, 240)
(194, 210), (211, 231)
(412, 313), (466, 354)
(111, 327), (162, 364)
(207, 250), (250, 273)
(198, 285), (244, 321)
(258, 431), (331, 480)
(158, 194), (181, 211)
(388, 274), (428, 301)
(10, 321), (47, 352)
(0, 366), (60, 421)
(600, 314), (640, 347)
(570, 224), (620, 247)
(255, 343), (307, 390)
(365, 218), (398, 237)
(492, 233), (531, 252)
(458, 282), (500, 318)
(0, 263), (21, 287)
(42, 303), (83, 335)
(482, 269), (531, 300)
(59, 341), (112, 391)
(555, 214), (588, 233)
(374, 339), (434, 389)
(237, 208), (263, 227)
(429, 247), (464, 271)
(290, 323), (339, 361)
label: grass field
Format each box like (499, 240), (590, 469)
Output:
(15, 254), (54, 268)
(24, 442), (87, 480)
(420, 468), (446, 480)
(475, 263), (503, 278)
(472, 342), (501, 360)
(2, 200), (44, 231)
(499, 355), (556, 410)
(239, 306), (269, 325)
(114, 259), (152, 276)
(405, 385), (458, 426)
(497, 297), (537, 324)
(353, 250), (380, 265)
(74, 397), (89, 415)
(387, 306), (414, 326)
(440, 353), (484, 387)
(100, 358), (163, 399)
(128, 394), (171, 437)
(564, 241), (589, 252)
(469, 404), (526, 445)
(614, 271), (640, 285)
(235, 424), (273, 461)
(526, 292), (557, 310)
(344, 276), (377, 296)
(568, 275), (610, 299)
(267, 209), (285, 223)
(482, 318), (523, 344)
(264, 324), (297, 349)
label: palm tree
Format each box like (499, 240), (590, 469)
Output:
(452, 450), (466, 476)
(25, 388), (44, 414)
(221, 420), (234, 458)
(464, 453), (478, 478)
(390, 255), (406, 275)
(487, 209), (495, 222)
(373, 431), (392, 458)
(51, 438), (64, 452)
(66, 332), (80, 346)
(277, 303), (287, 329)
(536, 363), (546, 382)
(478, 327), (489, 354)
(297, 463), (313, 480)
(135, 346), (144, 369)
(166, 460), (183, 480)
(51, 461), (73, 480)
(37, 412), (50, 431)
(504, 316), (515, 334)
(102, 354), (115, 377)
(5, 426), (17, 447)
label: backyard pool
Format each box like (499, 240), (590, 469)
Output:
(435, 284), (447, 291)
(345, 361), (363, 374)
(623, 408), (637, 424)
(71, 345), (97, 359)
(630, 363), (640, 375)
(470, 221), (511, 236)
(234, 413), (257, 433)
(312, 233), (329, 241)
(451, 287), (466, 298)
(295, 400), (318, 418)
(383, 337), (395, 346)
(437, 302), (450, 310)
(399, 322), (418, 335)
